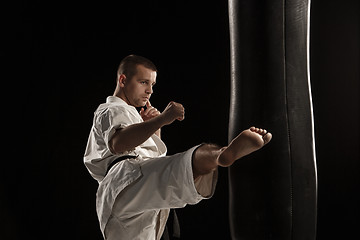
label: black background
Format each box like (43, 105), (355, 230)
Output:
(3, 0), (359, 239)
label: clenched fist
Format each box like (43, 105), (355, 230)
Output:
(160, 101), (185, 125)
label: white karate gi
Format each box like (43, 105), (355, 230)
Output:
(84, 96), (218, 240)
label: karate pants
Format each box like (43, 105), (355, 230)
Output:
(104, 145), (218, 240)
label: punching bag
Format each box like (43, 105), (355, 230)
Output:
(227, 0), (317, 240)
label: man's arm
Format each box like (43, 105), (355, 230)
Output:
(109, 101), (184, 154)
(109, 115), (165, 154)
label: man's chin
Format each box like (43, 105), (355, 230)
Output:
(135, 100), (146, 108)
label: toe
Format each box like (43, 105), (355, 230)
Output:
(263, 132), (272, 144)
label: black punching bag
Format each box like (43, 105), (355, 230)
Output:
(227, 0), (317, 240)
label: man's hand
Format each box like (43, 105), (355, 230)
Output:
(140, 100), (162, 137)
(160, 101), (185, 125)
(140, 100), (161, 122)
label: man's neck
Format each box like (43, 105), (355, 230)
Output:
(113, 90), (132, 106)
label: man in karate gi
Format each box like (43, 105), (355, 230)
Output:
(84, 55), (272, 240)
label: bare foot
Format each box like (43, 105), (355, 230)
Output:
(217, 127), (272, 167)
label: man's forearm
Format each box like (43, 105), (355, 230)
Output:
(109, 115), (164, 154)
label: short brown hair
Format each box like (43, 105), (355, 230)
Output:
(117, 55), (157, 80)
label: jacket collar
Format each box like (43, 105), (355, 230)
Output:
(106, 96), (128, 105)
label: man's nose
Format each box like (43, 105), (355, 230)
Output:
(146, 85), (153, 94)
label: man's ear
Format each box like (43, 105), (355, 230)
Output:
(118, 74), (127, 87)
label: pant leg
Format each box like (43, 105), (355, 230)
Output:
(114, 145), (217, 217)
(105, 145), (218, 239)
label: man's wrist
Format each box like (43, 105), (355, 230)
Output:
(154, 113), (167, 128)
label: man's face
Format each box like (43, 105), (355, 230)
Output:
(122, 65), (157, 107)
